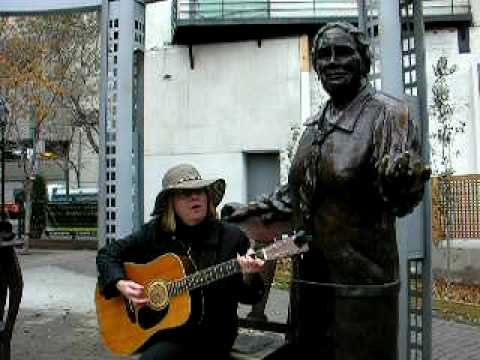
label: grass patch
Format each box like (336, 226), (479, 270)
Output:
(272, 263), (480, 328)
(272, 266), (480, 329)
(272, 258), (292, 290)
(435, 299), (480, 327)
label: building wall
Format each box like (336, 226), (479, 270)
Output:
(425, 23), (480, 175)
(471, 0), (480, 26)
(5, 181), (23, 204)
(144, 5), (302, 220)
(143, 3), (480, 221)
(68, 129), (99, 189)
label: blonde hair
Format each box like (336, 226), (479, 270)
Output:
(160, 189), (218, 233)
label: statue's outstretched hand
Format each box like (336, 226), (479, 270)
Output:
(221, 185), (294, 244)
(222, 184), (293, 224)
(377, 151), (431, 216)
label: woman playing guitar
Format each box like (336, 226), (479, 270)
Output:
(96, 164), (265, 359)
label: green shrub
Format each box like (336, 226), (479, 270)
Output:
(30, 176), (48, 238)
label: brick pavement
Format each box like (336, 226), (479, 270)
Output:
(8, 249), (480, 359)
(432, 316), (480, 360)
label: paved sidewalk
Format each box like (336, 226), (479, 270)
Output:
(432, 317), (480, 360)
(9, 249), (480, 359)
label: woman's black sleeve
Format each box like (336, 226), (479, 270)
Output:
(96, 225), (148, 298)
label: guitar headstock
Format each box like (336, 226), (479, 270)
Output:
(257, 231), (310, 261)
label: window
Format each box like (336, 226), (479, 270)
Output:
(458, 26), (470, 54)
(244, 152), (280, 202)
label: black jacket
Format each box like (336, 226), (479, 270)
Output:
(96, 217), (264, 353)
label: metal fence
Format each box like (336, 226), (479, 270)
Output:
(432, 175), (480, 240)
(172, 0), (470, 22)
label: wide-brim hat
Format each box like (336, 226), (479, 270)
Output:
(151, 163), (226, 216)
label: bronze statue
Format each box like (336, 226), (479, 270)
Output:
(225, 22), (430, 359)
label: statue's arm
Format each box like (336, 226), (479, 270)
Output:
(221, 184), (294, 244)
(374, 104), (431, 217)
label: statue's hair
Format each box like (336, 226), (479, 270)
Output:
(312, 22), (372, 78)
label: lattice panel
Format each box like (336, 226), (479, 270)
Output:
(432, 175), (480, 240)
(408, 259), (424, 360)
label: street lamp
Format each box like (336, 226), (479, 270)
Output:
(0, 95), (13, 238)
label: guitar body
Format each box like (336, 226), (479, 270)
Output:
(95, 253), (192, 356)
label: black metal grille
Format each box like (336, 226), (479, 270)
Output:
(401, 0), (418, 97)
(408, 259), (424, 360)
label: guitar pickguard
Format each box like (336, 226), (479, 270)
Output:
(137, 306), (169, 329)
(124, 297), (170, 330)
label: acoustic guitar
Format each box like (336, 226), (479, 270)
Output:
(95, 231), (310, 355)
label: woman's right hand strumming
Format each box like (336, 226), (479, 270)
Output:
(116, 280), (150, 307)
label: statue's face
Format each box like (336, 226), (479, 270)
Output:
(315, 28), (364, 97)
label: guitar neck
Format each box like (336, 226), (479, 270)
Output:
(167, 232), (309, 298)
(168, 258), (242, 297)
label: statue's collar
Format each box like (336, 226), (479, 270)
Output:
(305, 84), (374, 132)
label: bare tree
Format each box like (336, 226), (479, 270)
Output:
(0, 13), (100, 245)
(429, 56), (464, 281)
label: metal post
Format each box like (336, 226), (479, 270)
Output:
(379, 0), (403, 97)
(413, 0), (432, 358)
(357, 0), (368, 34)
(378, 2), (407, 360)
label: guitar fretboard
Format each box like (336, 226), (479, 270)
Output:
(167, 259), (242, 297)
(164, 232), (309, 298)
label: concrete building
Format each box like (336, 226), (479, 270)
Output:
(425, 1), (480, 175)
(143, 32), (301, 215)
(142, 0), (478, 219)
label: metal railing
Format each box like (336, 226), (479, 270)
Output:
(432, 175), (480, 240)
(423, 0), (471, 17)
(172, 0), (470, 22)
(175, 0), (357, 21)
